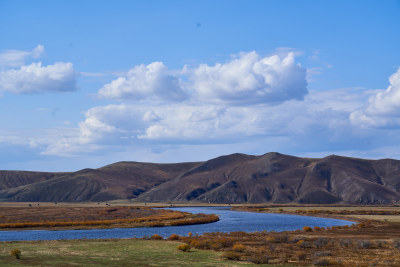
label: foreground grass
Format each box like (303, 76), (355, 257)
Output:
(0, 239), (279, 267)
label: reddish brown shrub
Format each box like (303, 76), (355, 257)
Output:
(150, 234), (163, 240)
(232, 243), (246, 252)
(168, 234), (180, 240)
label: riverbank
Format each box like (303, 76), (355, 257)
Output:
(0, 205), (219, 231)
(181, 205), (400, 266)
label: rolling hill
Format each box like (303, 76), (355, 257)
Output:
(1, 152), (400, 204)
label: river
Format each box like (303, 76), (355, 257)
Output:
(0, 207), (353, 241)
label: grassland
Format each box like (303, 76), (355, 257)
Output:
(0, 239), (279, 267)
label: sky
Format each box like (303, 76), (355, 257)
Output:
(0, 0), (400, 171)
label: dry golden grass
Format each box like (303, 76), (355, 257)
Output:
(182, 220), (400, 266)
(0, 205), (218, 230)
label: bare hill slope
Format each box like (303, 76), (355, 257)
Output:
(1, 153), (400, 204)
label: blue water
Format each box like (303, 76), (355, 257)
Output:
(0, 207), (354, 241)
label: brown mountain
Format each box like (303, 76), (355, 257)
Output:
(1, 152), (400, 204)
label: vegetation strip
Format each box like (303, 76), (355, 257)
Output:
(0, 206), (219, 230)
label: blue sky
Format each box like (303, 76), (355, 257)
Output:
(0, 0), (400, 171)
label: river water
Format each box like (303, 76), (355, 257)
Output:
(0, 207), (353, 241)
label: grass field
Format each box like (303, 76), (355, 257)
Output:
(0, 239), (282, 267)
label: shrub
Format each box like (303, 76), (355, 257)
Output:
(266, 236), (276, 243)
(222, 251), (241, 260)
(303, 226), (313, 232)
(313, 226), (321, 231)
(314, 251), (332, 257)
(357, 240), (372, 249)
(177, 243), (191, 252)
(339, 239), (352, 248)
(248, 254), (269, 264)
(150, 234), (163, 240)
(189, 239), (209, 249)
(393, 239), (400, 249)
(312, 258), (330, 266)
(274, 233), (289, 243)
(295, 251), (307, 261)
(314, 238), (329, 249)
(210, 238), (232, 250)
(232, 243), (246, 252)
(168, 234), (180, 240)
(297, 239), (312, 248)
(10, 249), (21, 260)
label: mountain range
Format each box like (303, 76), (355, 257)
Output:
(1, 152), (400, 204)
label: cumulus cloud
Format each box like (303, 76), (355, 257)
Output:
(46, 86), (364, 157)
(0, 62), (78, 94)
(350, 68), (400, 127)
(191, 52), (307, 104)
(0, 45), (44, 68)
(98, 62), (187, 101)
(98, 51), (308, 105)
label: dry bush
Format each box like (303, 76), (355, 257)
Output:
(314, 238), (329, 249)
(357, 240), (372, 249)
(274, 233), (289, 243)
(297, 239), (312, 248)
(393, 239), (400, 249)
(222, 251), (241, 260)
(266, 233), (289, 243)
(168, 234), (180, 240)
(295, 251), (307, 261)
(10, 249), (21, 260)
(232, 243), (246, 252)
(177, 243), (191, 252)
(314, 226), (321, 231)
(268, 244), (276, 252)
(150, 234), (163, 240)
(209, 238), (233, 250)
(312, 258), (330, 266)
(339, 239), (352, 248)
(248, 254), (269, 264)
(314, 251), (332, 257)
(266, 236), (276, 243)
(303, 226), (313, 232)
(376, 240), (386, 248)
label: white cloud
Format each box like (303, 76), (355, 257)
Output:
(98, 51), (308, 105)
(350, 67), (400, 127)
(191, 52), (308, 105)
(0, 45), (44, 68)
(43, 84), (368, 157)
(98, 62), (187, 101)
(0, 62), (78, 94)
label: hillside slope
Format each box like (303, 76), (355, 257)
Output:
(0, 162), (200, 202)
(1, 153), (400, 204)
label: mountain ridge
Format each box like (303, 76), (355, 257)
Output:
(1, 152), (400, 204)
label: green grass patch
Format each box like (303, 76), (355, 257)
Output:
(0, 239), (280, 266)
